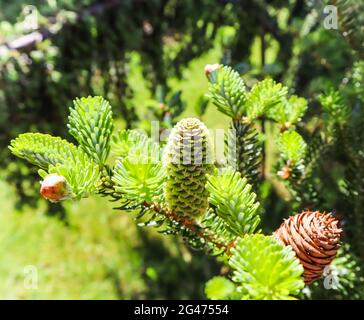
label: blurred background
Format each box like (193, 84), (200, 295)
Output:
(0, 0), (358, 299)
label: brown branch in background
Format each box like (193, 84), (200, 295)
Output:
(0, 0), (121, 51)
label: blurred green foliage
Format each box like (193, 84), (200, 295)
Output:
(1, 0), (364, 299)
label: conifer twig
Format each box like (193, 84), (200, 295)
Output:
(142, 201), (229, 251)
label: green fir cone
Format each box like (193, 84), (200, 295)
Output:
(164, 118), (214, 218)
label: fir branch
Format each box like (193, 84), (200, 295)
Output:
(142, 201), (229, 251)
(229, 234), (304, 300)
(207, 65), (246, 119)
(205, 276), (239, 300)
(246, 79), (288, 120)
(202, 209), (236, 243)
(277, 131), (307, 164)
(206, 167), (261, 237)
(99, 166), (228, 252)
(267, 95), (308, 129)
(9, 133), (79, 169)
(68, 96), (114, 165)
(48, 153), (101, 199)
(112, 157), (165, 206)
(227, 120), (262, 188)
(319, 88), (350, 134)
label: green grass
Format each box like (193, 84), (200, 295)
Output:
(0, 188), (145, 299)
(0, 185), (217, 299)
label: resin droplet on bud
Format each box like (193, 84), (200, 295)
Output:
(40, 174), (71, 203)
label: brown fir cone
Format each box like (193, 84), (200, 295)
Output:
(273, 210), (342, 284)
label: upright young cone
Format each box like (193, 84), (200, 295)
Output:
(164, 118), (214, 218)
(273, 210), (342, 284)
